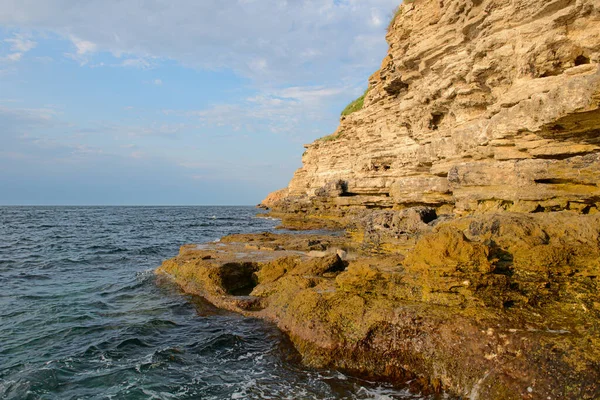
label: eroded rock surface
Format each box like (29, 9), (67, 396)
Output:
(157, 213), (600, 399)
(264, 0), (600, 216)
(159, 0), (600, 398)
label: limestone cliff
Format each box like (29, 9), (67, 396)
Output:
(158, 1), (600, 398)
(266, 0), (600, 216)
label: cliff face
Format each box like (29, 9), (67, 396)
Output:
(270, 0), (600, 215)
(158, 2), (600, 398)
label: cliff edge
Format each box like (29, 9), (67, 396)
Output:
(265, 0), (600, 218)
(160, 1), (600, 398)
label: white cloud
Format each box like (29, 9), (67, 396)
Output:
(5, 52), (22, 61)
(300, 48), (321, 60)
(0, 105), (58, 124)
(114, 122), (187, 138)
(64, 36), (97, 65)
(275, 86), (346, 103)
(370, 9), (384, 27)
(163, 82), (363, 137)
(34, 55), (53, 63)
(121, 57), (152, 69)
(153, 79), (162, 85)
(5, 34), (36, 52)
(0, 150), (30, 160)
(0, 0), (399, 83)
(71, 36), (97, 55)
(2, 33), (37, 62)
(248, 58), (268, 74)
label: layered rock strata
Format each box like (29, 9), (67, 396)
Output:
(265, 0), (600, 216)
(158, 212), (600, 399)
(158, 0), (600, 398)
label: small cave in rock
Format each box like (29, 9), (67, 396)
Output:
(534, 178), (595, 186)
(336, 180), (351, 197)
(489, 244), (514, 276)
(428, 112), (445, 131)
(337, 180), (349, 195)
(532, 204), (546, 213)
(574, 54), (590, 66)
(384, 77), (409, 96)
(220, 262), (259, 296)
(503, 300), (515, 309)
(315, 179), (349, 197)
(581, 205), (594, 215)
(372, 163), (392, 172)
(534, 178), (568, 184)
(419, 208), (438, 224)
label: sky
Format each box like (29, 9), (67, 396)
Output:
(0, 0), (399, 205)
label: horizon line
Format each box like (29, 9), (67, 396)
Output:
(0, 204), (258, 207)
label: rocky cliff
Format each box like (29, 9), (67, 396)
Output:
(159, 1), (600, 399)
(266, 0), (600, 217)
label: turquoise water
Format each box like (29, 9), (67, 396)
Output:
(0, 206), (433, 399)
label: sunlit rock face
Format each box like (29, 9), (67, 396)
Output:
(267, 0), (600, 215)
(158, 212), (600, 399)
(233, 2), (600, 397)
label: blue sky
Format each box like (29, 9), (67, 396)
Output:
(0, 0), (399, 205)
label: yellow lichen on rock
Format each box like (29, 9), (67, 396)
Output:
(157, 210), (600, 398)
(404, 226), (492, 274)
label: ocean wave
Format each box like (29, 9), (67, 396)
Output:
(0, 206), (427, 399)
(11, 273), (52, 281)
(115, 337), (152, 350)
(132, 246), (162, 256)
(135, 268), (156, 280)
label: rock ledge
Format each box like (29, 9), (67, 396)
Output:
(158, 212), (600, 399)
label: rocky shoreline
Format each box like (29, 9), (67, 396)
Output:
(157, 211), (600, 399)
(157, 0), (600, 398)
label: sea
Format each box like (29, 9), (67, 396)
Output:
(0, 206), (439, 399)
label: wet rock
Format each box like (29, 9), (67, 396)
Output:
(157, 212), (600, 399)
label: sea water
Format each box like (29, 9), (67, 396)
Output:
(0, 206), (437, 399)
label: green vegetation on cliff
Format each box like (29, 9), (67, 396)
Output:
(341, 89), (367, 116)
(318, 132), (340, 142)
